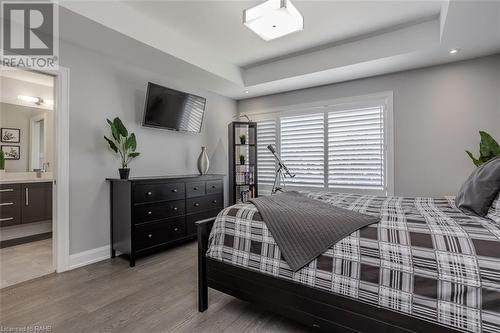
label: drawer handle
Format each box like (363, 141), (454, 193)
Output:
(172, 207), (178, 211)
(211, 185), (216, 189)
(212, 200), (217, 204)
(148, 234), (153, 238)
(0, 189), (14, 192)
(147, 211), (152, 215)
(171, 189), (178, 193)
(0, 217), (14, 222)
(193, 186), (199, 190)
(0, 202), (14, 206)
(174, 227), (179, 232)
(194, 203), (200, 207)
(147, 191), (152, 196)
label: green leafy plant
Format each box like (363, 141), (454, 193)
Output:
(239, 134), (246, 144)
(0, 150), (5, 170)
(239, 154), (245, 165)
(466, 130), (500, 167)
(104, 117), (140, 168)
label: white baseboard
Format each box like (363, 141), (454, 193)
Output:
(69, 245), (110, 270)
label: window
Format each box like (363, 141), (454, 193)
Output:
(328, 106), (384, 191)
(280, 113), (324, 187)
(253, 92), (393, 196)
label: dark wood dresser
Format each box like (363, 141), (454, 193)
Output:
(107, 175), (224, 267)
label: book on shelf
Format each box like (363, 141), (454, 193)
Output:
(237, 185), (256, 203)
(235, 171), (254, 185)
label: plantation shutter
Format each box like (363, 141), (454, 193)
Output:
(256, 119), (277, 194)
(328, 106), (384, 191)
(280, 113), (324, 188)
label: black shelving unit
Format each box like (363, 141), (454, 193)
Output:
(228, 122), (258, 205)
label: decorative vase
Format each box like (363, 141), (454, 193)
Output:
(119, 168), (130, 179)
(0, 169), (5, 179)
(197, 147), (210, 175)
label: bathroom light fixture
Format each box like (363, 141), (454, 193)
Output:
(449, 49), (459, 54)
(18, 95), (43, 105)
(243, 0), (303, 41)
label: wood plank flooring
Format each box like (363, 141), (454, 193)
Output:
(0, 241), (315, 333)
(0, 238), (53, 288)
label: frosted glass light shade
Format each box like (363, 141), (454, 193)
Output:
(243, 0), (303, 41)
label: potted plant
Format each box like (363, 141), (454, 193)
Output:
(239, 154), (245, 165)
(104, 117), (140, 179)
(466, 130), (500, 166)
(0, 150), (5, 179)
(239, 134), (246, 145)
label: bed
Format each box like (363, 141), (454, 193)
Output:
(197, 191), (500, 333)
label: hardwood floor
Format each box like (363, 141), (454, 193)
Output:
(0, 238), (53, 288)
(0, 241), (315, 333)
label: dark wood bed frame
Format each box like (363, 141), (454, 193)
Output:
(197, 218), (461, 333)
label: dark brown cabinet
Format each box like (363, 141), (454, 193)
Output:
(22, 183), (53, 223)
(0, 182), (52, 227)
(108, 175), (224, 267)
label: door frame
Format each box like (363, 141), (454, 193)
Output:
(29, 113), (45, 171)
(39, 66), (70, 273)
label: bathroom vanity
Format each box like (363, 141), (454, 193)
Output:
(0, 180), (53, 227)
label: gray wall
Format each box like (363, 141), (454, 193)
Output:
(239, 55), (500, 197)
(60, 42), (236, 255)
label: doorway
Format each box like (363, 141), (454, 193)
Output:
(0, 66), (68, 287)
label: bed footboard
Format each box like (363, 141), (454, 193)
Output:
(196, 217), (215, 312)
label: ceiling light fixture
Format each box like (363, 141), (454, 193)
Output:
(243, 0), (303, 41)
(449, 49), (459, 54)
(18, 95), (43, 105)
(245, 90), (249, 94)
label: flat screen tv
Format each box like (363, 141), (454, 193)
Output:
(142, 82), (206, 133)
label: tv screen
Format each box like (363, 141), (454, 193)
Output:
(142, 82), (206, 133)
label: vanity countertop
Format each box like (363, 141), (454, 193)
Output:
(0, 172), (54, 184)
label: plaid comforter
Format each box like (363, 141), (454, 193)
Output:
(207, 192), (500, 333)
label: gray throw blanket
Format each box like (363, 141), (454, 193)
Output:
(249, 191), (380, 272)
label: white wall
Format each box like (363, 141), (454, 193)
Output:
(239, 55), (500, 197)
(59, 42), (236, 255)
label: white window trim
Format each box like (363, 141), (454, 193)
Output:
(249, 91), (394, 196)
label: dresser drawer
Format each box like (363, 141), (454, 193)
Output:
(185, 208), (222, 236)
(186, 181), (206, 198)
(186, 194), (223, 214)
(133, 182), (185, 204)
(206, 180), (223, 194)
(133, 217), (186, 251)
(0, 184), (21, 202)
(0, 203), (21, 227)
(133, 200), (185, 224)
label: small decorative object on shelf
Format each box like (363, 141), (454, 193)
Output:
(229, 121), (258, 205)
(104, 117), (140, 179)
(0, 150), (5, 179)
(197, 146), (210, 175)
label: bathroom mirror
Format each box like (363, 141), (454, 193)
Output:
(0, 102), (54, 172)
(30, 116), (46, 171)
